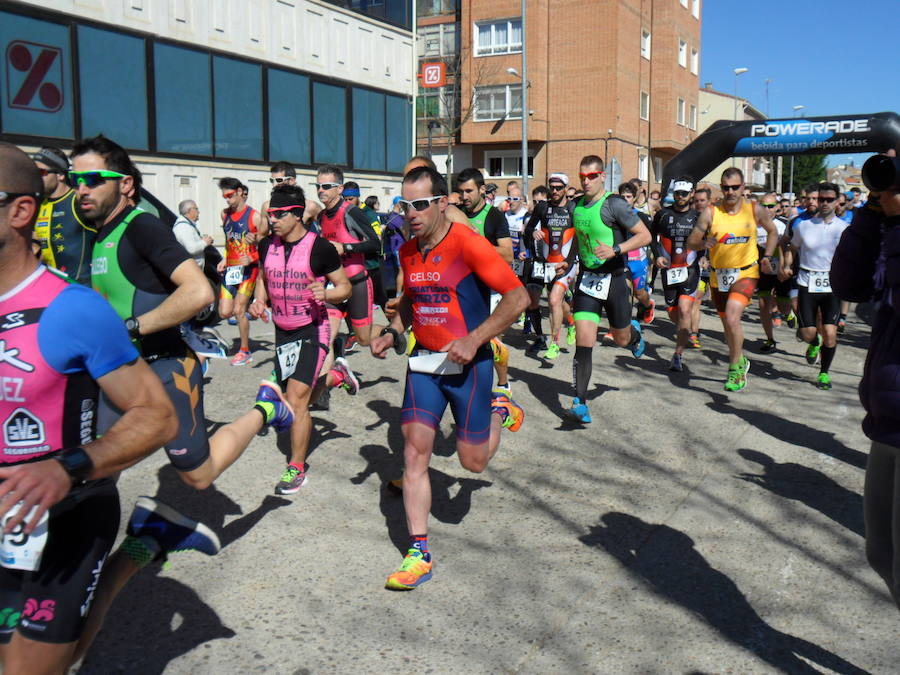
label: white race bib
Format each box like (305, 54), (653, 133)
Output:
(715, 267), (740, 292)
(0, 503), (49, 572)
(531, 261), (547, 281)
(225, 265), (243, 286)
(579, 271), (611, 300)
(408, 350), (463, 375)
(807, 270), (832, 294)
(276, 340), (302, 379)
(666, 267), (689, 285)
(511, 259), (525, 276)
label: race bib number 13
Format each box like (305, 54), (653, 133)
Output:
(0, 503), (49, 572)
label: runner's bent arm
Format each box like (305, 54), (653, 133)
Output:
(134, 259), (214, 335)
(323, 265), (351, 305)
(755, 203), (778, 260)
(687, 208), (712, 251)
(340, 207), (380, 257)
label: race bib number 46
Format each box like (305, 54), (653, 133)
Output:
(807, 270), (832, 294)
(0, 503), (49, 571)
(715, 268), (739, 292)
(579, 271), (611, 300)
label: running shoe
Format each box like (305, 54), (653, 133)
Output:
(786, 311), (798, 329)
(343, 335), (359, 354)
(230, 349), (252, 366)
(521, 318), (533, 336)
(491, 391), (524, 432)
(255, 381), (296, 432)
(543, 342), (561, 360)
(566, 324), (576, 346)
(601, 331), (616, 346)
(669, 353), (683, 372)
(526, 336), (547, 355)
(385, 549), (433, 590)
(837, 314), (847, 334)
(805, 335), (822, 365)
(311, 387), (331, 411)
(689, 333), (702, 349)
(817, 372), (832, 390)
(513, 313), (525, 326)
(227, 316), (238, 326)
(275, 464), (308, 495)
(332, 357), (360, 395)
(641, 299), (656, 324)
(567, 397), (591, 423)
(201, 358), (209, 377)
(759, 339), (777, 354)
(493, 384), (512, 396)
(128, 496), (220, 557)
(724, 356), (750, 392)
(629, 320), (645, 358)
(772, 311), (783, 327)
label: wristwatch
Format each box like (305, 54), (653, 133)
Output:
(380, 326), (400, 344)
(612, 244), (622, 256)
(54, 447), (94, 485)
(125, 316), (140, 340)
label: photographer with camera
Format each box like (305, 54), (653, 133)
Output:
(832, 149), (900, 609)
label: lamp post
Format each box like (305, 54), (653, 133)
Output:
(789, 104), (805, 198)
(732, 67), (748, 168)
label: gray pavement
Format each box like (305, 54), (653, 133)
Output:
(78, 296), (899, 674)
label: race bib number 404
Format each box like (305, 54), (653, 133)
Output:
(0, 503), (49, 571)
(579, 271), (611, 300)
(715, 267), (740, 292)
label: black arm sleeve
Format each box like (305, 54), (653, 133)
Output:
(344, 207), (381, 255)
(311, 237), (343, 277)
(522, 202), (545, 257)
(257, 236), (271, 267)
(126, 214), (191, 279)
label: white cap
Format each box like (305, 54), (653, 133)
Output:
(548, 172), (569, 186)
(672, 180), (694, 193)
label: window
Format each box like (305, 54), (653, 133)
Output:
(78, 26), (148, 149)
(213, 56), (262, 159)
(417, 0), (457, 18)
(653, 157), (663, 182)
(677, 98), (686, 125)
(313, 82), (347, 164)
(690, 48), (699, 75)
(386, 94), (411, 173)
(640, 91), (649, 120)
(640, 30), (651, 59)
(678, 40), (687, 67)
(680, 0), (688, 7)
(638, 153), (648, 182)
(689, 104), (697, 130)
(484, 150), (533, 178)
(474, 85), (521, 121)
(692, 0), (700, 18)
(353, 88), (386, 171)
(268, 69), (311, 164)
(0, 11), (74, 138)
(418, 23), (458, 59)
(475, 18), (522, 56)
(321, 0), (412, 30)
(154, 44), (212, 155)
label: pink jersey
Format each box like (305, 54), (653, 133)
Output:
(263, 233), (327, 330)
(319, 200), (367, 278)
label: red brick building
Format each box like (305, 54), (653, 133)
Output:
(453, 0), (701, 190)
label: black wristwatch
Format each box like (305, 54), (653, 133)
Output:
(54, 447), (94, 485)
(612, 244), (622, 256)
(380, 326), (399, 344)
(125, 316), (140, 340)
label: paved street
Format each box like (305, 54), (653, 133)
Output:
(79, 296), (899, 674)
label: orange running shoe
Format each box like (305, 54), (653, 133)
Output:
(385, 549), (433, 590)
(491, 391), (524, 432)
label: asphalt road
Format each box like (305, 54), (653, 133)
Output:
(77, 294), (899, 674)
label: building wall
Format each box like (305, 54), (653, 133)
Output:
(1, 0), (414, 243)
(696, 88), (766, 188)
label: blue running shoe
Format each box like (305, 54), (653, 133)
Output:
(128, 497), (220, 557)
(256, 381), (295, 432)
(629, 319), (645, 358)
(227, 316), (238, 326)
(567, 397), (592, 423)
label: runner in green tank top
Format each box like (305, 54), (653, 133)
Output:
(564, 156), (651, 424)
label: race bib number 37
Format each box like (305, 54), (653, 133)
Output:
(666, 267), (689, 285)
(0, 503), (49, 571)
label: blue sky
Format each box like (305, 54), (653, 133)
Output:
(700, 0), (900, 167)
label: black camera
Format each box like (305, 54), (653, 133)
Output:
(862, 154), (900, 192)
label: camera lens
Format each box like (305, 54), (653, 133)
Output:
(862, 154), (900, 192)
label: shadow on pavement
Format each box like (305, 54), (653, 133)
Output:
(737, 448), (864, 538)
(580, 512), (867, 675)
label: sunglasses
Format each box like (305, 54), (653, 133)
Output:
(762, 203), (777, 208)
(222, 190), (236, 198)
(269, 176), (292, 184)
(720, 184), (742, 192)
(267, 205), (305, 219)
(315, 182), (341, 191)
(819, 196), (837, 203)
(549, 184), (566, 191)
(579, 171), (604, 180)
(398, 195), (445, 214)
(65, 170), (126, 189)
(506, 197), (521, 202)
(673, 191), (691, 198)
(0, 190), (41, 206)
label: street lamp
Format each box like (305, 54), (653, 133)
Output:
(789, 104), (805, 198)
(732, 68), (748, 167)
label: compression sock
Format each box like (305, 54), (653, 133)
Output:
(527, 309), (543, 336)
(121, 535), (160, 569)
(410, 534), (431, 561)
(573, 345), (593, 401)
(820, 345), (836, 373)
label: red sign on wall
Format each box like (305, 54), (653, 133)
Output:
(6, 40), (64, 112)
(420, 62), (445, 88)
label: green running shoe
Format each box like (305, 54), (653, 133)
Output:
(543, 342), (561, 360)
(805, 335), (822, 364)
(724, 357), (749, 392)
(275, 464), (308, 495)
(566, 324), (576, 346)
(817, 372), (832, 390)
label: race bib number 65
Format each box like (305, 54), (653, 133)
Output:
(807, 270), (832, 294)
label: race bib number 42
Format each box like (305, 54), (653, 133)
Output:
(0, 503), (49, 571)
(225, 265), (243, 286)
(579, 271), (611, 300)
(276, 340), (302, 379)
(715, 267), (739, 292)
(807, 270), (832, 294)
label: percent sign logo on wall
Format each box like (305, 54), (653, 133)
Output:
(5, 40), (64, 113)
(420, 62), (446, 88)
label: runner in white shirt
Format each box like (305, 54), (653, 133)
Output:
(783, 182), (849, 390)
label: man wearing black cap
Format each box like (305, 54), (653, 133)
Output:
(32, 146), (96, 285)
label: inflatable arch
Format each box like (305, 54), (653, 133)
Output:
(661, 111), (900, 197)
